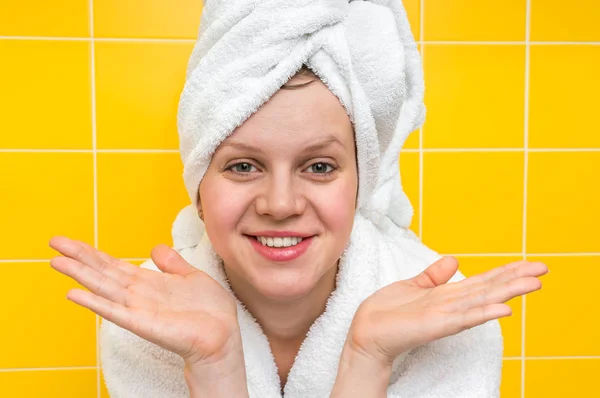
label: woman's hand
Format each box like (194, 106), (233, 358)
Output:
(344, 256), (548, 367)
(48, 236), (241, 368)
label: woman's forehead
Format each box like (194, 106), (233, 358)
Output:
(217, 79), (354, 154)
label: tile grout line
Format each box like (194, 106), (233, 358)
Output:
(1, 36), (600, 46)
(0, 367), (98, 373)
(0, 36), (196, 42)
(522, 1), (532, 397)
(2, 356), (599, 372)
(3, 148), (600, 153)
(88, 1), (101, 397)
(0, 258), (152, 263)
(443, 252), (600, 257)
(0, 149), (181, 153)
(418, 40), (600, 45)
(3, 356), (599, 372)
(3, 252), (600, 263)
(418, 0), (425, 242)
(510, 356), (600, 360)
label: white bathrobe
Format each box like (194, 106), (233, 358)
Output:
(100, 0), (504, 396)
(100, 206), (503, 398)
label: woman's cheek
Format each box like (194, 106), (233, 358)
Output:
(318, 179), (357, 232)
(203, 181), (250, 234)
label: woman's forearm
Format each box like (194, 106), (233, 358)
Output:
(330, 344), (392, 398)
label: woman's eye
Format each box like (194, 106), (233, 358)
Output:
(308, 162), (334, 174)
(230, 162), (256, 173)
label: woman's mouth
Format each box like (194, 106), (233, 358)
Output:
(246, 234), (313, 262)
(255, 236), (303, 247)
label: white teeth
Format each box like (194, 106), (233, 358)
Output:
(255, 236), (304, 248)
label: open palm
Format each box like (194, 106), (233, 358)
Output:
(347, 257), (549, 365)
(49, 236), (239, 366)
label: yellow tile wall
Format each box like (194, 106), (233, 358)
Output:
(1, 1), (598, 397)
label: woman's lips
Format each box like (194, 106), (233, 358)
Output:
(247, 235), (313, 262)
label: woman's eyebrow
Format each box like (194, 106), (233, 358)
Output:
(220, 135), (346, 154)
(218, 141), (262, 153)
(301, 136), (346, 153)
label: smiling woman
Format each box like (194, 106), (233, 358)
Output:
(196, 68), (359, 384)
(47, 1), (548, 398)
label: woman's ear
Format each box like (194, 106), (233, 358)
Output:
(196, 191), (203, 221)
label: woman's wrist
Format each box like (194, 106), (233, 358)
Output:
(330, 343), (393, 398)
(184, 353), (249, 398)
(183, 330), (249, 398)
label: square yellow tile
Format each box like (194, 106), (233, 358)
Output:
(423, 0), (526, 41)
(403, 0), (421, 41)
(527, 152), (600, 253)
(529, 46), (600, 148)
(95, 42), (194, 149)
(97, 153), (189, 258)
(500, 360), (521, 398)
(0, 0), (88, 37)
(0, 153), (94, 259)
(423, 45), (525, 149)
(526, 256), (599, 356)
(0, 40), (92, 149)
(525, 359), (600, 397)
(0, 262), (96, 368)
(422, 152), (524, 254)
(455, 256), (523, 357)
(404, 129), (419, 149)
(399, 152), (420, 237)
(531, 0), (600, 41)
(94, 0), (203, 39)
(0, 369), (97, 398)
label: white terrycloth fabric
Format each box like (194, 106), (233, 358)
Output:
(100, 0), (504, 397)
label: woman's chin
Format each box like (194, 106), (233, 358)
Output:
(249, 271), (319, 301)
(254, 279), (315, 301)
(228, 251), (339, 302)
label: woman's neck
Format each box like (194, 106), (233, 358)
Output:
(224, 262), (338, 389)
(224, 263), (339, 343)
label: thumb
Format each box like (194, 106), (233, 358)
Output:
(151, 244), (197, 277)
(410, 256), (459, 288)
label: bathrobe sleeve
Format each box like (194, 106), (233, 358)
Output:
(99, 258), (191, 398)
(386, 319), (504, 398)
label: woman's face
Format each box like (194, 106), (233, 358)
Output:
(199, 73), (357, 301)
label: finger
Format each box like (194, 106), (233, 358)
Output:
(454, 262), (549, 300)
(50, 236), (139, 278)
(410, 256), (459, 288)
(66, 288), (136, 331)
(446, 303), (513, 335)
(50, 236), (106, 271)
(450, 261), (527, 289)
(48, 249), (132, 290)
(151, 244), (197, 277)
(460, 276), (543, 311)
(95, 250), (138, 277)
(51, 256), (127, 305)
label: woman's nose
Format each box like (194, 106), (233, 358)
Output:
(255, 172), (305, 220)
